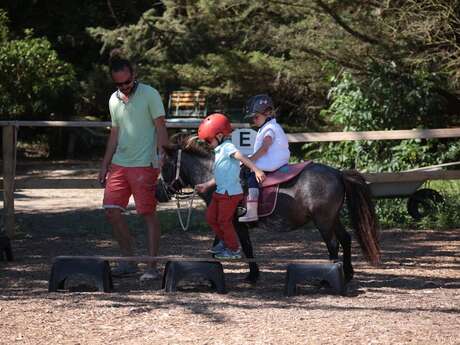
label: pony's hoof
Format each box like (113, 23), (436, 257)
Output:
(344, 269), (354, 284)
(244, 272), (259, 284)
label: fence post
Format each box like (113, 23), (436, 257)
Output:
(3, 125), (17, 238)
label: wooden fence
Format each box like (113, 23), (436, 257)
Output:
(2, 121), (460, 238)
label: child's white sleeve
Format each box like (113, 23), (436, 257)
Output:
(264, 129), (275, 139)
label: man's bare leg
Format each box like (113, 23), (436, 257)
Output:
(143, 212), (161, 269)
(105, 208), (135, 256)
(105, 208), (138, 276)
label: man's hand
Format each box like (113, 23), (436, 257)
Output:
(99, 127), (118, 187)
(98, 165), (109, 186)
(154, 116), (169, 165)
(158, 151), (166, 169)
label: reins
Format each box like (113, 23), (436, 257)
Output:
(159, 149), (197, 231)
(175, 188), (197, 231)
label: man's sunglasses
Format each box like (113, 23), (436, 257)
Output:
(115, 78), (133, 87)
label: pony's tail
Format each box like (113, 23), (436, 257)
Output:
(343, 170), (381, 265)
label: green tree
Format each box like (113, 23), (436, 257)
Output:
(0, 10), (76, 119)
(0, 0), (156, 117)
(88, 0), (460, 126)
(87, 1), (330, 124)
(0, 8), (8, 42)
(3, 0), (459, 127)
(304, 65), (460, 171)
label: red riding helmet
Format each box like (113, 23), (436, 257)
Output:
(198, 113), (232, 142)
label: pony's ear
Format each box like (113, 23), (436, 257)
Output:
(185, 135), (199, 149)
(162, 143), (177, 157)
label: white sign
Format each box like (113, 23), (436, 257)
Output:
(231, 128), (257, 155)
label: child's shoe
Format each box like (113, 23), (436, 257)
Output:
(215, 248), (242, 260)
(111, 262), (138, 277)
(140, 268), (161, 282)
(209, 240), (225, 254)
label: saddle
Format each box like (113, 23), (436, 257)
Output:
(245, 161), (312, 218)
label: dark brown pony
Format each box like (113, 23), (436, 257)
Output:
(158, 134), (380, 283)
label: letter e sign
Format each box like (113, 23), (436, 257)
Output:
(231, 128), (257, 155)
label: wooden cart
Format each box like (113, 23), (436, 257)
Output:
(364, 163), (460, 219)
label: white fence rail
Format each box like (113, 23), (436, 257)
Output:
(2, 121), (460, 237)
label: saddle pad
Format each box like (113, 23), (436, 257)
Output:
(242, 185), (279, 218)
(242, 161), (313, 219)
(258, 185), (279, 217)
(261, 160), (312, 188)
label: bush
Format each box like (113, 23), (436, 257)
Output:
(375, 181), (460, 229)
(0, 13), (77, 119)
(304, 63), (459, 172)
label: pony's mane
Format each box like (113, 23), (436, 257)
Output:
(170, 132), (213, 157)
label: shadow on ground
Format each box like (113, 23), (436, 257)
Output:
(1, 203), (459, 312)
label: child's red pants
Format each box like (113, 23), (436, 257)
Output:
(206, 192), (243, 251)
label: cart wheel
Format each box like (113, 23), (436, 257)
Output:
(407, 188), (444, 220)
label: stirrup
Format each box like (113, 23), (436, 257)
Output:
(236, 206), (247, 217)
(238, 214), (259, 222)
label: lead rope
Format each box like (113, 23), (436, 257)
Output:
(173, 149), (192, 231)
(175, 188), (197, 231)
(161, 149), (197, 231)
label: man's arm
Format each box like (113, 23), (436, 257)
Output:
(249, 135), (273, 162)
(154, 116), (169, 157)
(98, 127), (119, 185)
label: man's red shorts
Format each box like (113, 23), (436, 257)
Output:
(103, 164), (160, 214)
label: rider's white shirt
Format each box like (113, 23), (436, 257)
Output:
(253, 118), (290, 171)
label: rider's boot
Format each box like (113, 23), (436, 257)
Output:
(239, 188), (259, 222)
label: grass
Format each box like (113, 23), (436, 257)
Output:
(375, 180), (460, 229)
(13, 179), (454, 244)
(125, 207), (210, 236)
(11, 205), (210, 243)
(158, 179), (459, 233)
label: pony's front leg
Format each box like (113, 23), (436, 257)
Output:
(234, 221), (259, 283)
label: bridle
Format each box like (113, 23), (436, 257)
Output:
(160, 149), (186, 196)
(159, 149), (197, 231)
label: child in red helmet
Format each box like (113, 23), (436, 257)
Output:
(195, 113), (265, 259)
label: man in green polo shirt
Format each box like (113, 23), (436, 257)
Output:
(98, 53), (168, 281)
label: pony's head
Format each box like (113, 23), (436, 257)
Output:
(156, 132), (213, 202)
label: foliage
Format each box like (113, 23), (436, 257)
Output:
(77, 64), (114, 118)
(2, 0), (459, 126)
(1, 0), (154, 72)
(0, 10), (76, 119)
(326, 64), (448, 130)
(303, 65), (460, 171)
(380, 0), (460, 89)
(0, 35), (76, 118)
(84, 0), (460, 128)
(0, 1), (155, 118)
(87, 1), (336, 124)
(1, 1), (459, 163)
(0, 8), (8, 42)
(375, 181), (460, 229)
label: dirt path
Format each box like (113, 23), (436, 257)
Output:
(1, 163), (459, 344)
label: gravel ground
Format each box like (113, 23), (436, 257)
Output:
(1, 163), (459, 345)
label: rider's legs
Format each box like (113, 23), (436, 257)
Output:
(239, 172), (259, 222)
